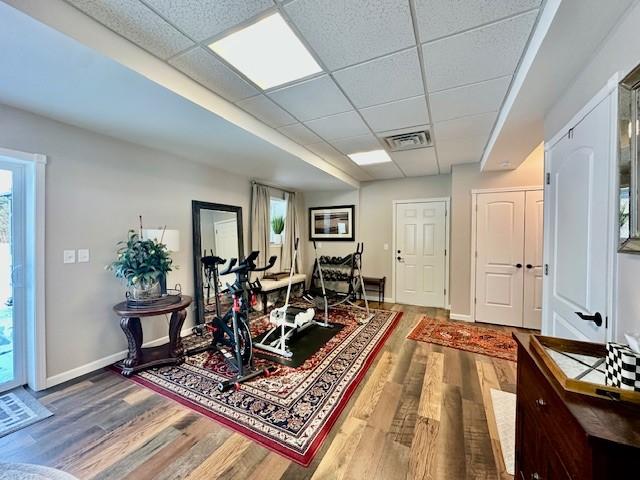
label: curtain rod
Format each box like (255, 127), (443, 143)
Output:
(251, 180), (296, 195)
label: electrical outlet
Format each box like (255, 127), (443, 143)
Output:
(63, 250), (76, 264)
(77, 249), (90, 263)
(317, 242), (322, 249)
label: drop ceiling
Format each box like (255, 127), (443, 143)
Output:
(60, 0), (542, 181)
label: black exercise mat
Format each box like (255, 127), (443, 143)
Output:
(253, 322), (344, 368)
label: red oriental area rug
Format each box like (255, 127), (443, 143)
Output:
(117, 305), (401, 466)
(407, 316), (517, 362)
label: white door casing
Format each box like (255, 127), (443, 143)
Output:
(474, 191), (525, 327)
(524, 190), (544, 329)
(544, 95), (611, 343)
(395, 201), (447, 308)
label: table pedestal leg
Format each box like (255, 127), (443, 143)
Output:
(120, 316), (142, 376)
(169, 309), (187, 360)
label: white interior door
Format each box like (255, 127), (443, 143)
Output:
(475, 191), (525, 327)
(523, 190), (544, 329)
(544, 97), (610, 343)
(395, 201), (447, 307)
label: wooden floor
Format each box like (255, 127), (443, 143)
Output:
(0, 304), (520, 479)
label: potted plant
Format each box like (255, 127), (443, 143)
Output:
(271, 215), (285, 244)
(107, 229), (174, 300)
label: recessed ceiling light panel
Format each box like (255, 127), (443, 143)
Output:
(348, 150), (392, 166)
(209, 13), (322, 90)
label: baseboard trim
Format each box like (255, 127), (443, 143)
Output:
(45, 325), (195, 389)
(364, 295), (393, 303)
(449, 313), (473, 322)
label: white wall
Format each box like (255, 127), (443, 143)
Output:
(0, 103), (252, 383)
(450, 145), (544, 317)
(304, 176), (451, 300)
(544, 0), (640, 341)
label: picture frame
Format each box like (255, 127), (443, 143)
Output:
(308, 205), (355, 241)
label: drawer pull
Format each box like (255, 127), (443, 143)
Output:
(531, 473), (542, 480)
(535, 398), (547, 408)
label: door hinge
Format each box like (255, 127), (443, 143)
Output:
(475, 251), (478, 258)
(444, 248), (447, 256)
(545, 172), (550, 185)
(568, 127), (574, 139)
(544, 264), (549, 275)
(606, 316), (609, 328)
(474, 297), (477, 304)
(444, 288), (447, 295)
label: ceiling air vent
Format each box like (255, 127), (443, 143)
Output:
(383, 129), (431, 152)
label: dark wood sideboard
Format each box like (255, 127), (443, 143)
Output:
(513, 333), (640, 480)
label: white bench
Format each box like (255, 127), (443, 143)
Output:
(259, 273), (306, 314)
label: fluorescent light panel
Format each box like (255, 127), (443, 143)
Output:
(348, 150), (392, 165)
(209, 13), (322, 90)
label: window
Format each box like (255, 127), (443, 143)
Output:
(270, 197), (286, 245)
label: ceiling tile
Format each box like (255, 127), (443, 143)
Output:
(429, 76), (511, 123)
(67, 0), (194, 60)
(305, 142), (373, 180)
(169, 47), (258, 102)
(268, 75), (351, 121)
(415, 0), (540, 42)
(436, 134), (488, 172)
(361, 161), (404, 180)
(305, 111), (370, 140)
(236, 95), (296, 127)
(360, 96), (429, 133)
(277, 123), (322, 145)
(284, 0), (414, 70)
(422, 11), (537, 92)
(333, 48), (423, 108)
(391, 147), (439, 176)
(143, 0), (274, 42)
(330, 134), (382, 155)
(433, 111), (497, 141)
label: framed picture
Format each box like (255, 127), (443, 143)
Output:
(309, 205), (355, 241)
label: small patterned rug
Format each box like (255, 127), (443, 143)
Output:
(117, 305), (401, 466)
(490, 389), (516, 475)
(408, 316), (517, 362)
(0, 388), (53, 438)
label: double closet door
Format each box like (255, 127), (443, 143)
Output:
(473, 189), (543, 329)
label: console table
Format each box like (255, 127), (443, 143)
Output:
(114, 296), (192, 377)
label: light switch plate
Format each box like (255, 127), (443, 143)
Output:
(317, 242), (322, 249)
(384, 243), (389, 250)
(63, 250), (76, 264)
(77, 249), (90, 263)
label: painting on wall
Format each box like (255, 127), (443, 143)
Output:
(308, 205), (355, 241)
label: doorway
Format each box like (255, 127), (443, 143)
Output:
(471, 187), (543, 328)
(393, 199), (449, 308)
(0, 160), (26, 392)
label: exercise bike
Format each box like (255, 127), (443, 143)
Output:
(190, 251), (278, 392)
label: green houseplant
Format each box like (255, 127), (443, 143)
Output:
(107, 230), (174, 300)
(271, 215), (285, 237)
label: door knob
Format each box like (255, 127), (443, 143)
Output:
(575, 311), (603, 327)
(526, 264), (533, 269)
(514, 263), (522, 268)
(396, 256), (404, 262)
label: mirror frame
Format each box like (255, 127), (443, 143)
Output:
(191, 200), (244, 326)
(618, 64), (640, 253)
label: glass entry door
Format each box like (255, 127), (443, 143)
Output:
(0, 160), (25, 392)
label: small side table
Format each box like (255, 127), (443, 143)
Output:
(362, 276), (386, 304)
(113, 295), (192, 376)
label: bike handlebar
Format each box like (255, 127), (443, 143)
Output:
(219, 251), (276, 275)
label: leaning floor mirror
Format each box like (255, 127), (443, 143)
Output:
(192, 201), (244, 327)
(619, 64), (640, 252)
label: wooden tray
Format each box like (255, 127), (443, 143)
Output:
(530, 334), (640, 404)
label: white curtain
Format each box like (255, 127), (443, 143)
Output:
(282, 192), (303, 273)
(250, 183), (271, 275)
